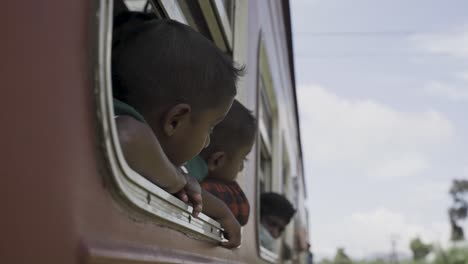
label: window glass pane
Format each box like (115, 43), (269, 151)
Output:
(220, 0), (234, 26)
(260, 84), (273, 140)
(282, 161), (290, 194)
(122, 0), (164, 16)
(260, 143), (272, 192)
(124, 0), (150, 12)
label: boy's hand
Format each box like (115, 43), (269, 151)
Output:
(200, 189), (241, 248)
(175, 171), (203, 217)
(219, 212), (241, 249)
(164, 173), (187, 194)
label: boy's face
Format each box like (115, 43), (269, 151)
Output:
(261, 215), (289, 239)
(157, 99), (233, 167)
(208, 141), (254, 182)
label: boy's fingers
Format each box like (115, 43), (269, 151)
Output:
(176, 190), (202, 217)
(192, 204), (202, 217)
(186, 181), (202, 195)
(217, 213), (241, 249)
(189, 193), (203, 217)
(220, 227), (240, 249)
(191, 193), (202, 205)
(176, 190), (188, 203)
(183, 178), (202, 216)
(220, 239), (240, 249)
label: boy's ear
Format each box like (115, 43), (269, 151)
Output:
(162, 103), (191, 136)
(206, 151), (226, 171)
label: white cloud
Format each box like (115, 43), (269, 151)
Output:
(412, 26), (468, 101)
(458, 71), (468, 82)
(347, 208), (448, 258)
(424, 80), (468, 102)
(412, 29), (468, 58)
(298, 84), (454, 179)
(411, 181), (451, 205)
(463, 166), (468, 177)
(313, 208), (450, 260)
(367, 154), (429, 179)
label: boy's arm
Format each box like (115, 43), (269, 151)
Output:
(202, 189), (241, 249)
(116, 116), (202, 216)
(115, 116), (186, 193)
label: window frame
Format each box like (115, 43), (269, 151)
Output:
(123, 0), (148, 12)
(256, 37), (280, 263)
(258, 84), (273, 154)
(210, 0), (234, 46)
(282, 138), (291, 195)
(95, 0), (224, 243)
(196, 0), (234, 52)
(124, 0), (189, 23)
(281, 146), (295, 262)
(258, 138), (272, 194)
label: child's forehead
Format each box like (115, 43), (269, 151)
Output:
(193, 107), (223, 122)
(200, 99), (234, 121)
(229, 142), (254, 157)
(264, 215), (288, 226)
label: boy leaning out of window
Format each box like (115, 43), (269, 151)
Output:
(186, 100), (257, 226)
(111, 13), (244, 248)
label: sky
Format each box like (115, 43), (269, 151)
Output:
(290, 0), (468, 260)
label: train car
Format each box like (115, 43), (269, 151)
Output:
(2, 0), (310, 263)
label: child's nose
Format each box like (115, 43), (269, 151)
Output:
(271, 228), (281, 238)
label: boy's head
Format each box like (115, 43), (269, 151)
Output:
(112, 16), (243, 166)
(199, 100), (257, 182)
(260, 192), (296, 239)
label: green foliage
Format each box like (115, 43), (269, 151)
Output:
(319, 258), (334, 264)
(319, 246), (468, 264)
(410, 237), (433, 261)
(449, 179), (468, 241)
(334, 248), (353, 264)
(433, 246), (468, 264)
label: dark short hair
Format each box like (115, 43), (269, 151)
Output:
(260, 192), (296, 223)
(200, 100), (257, 156)
(112, 13), (243, 114)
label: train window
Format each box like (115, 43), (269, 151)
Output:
(256, 40), (280, 262)
(95, 0), (232, 244)
(220, 0), (235, 24)
(123, 0), (152, 12)
(214, 0), (235, 38)
(195, 0), (234, 52)
(282, 142), (291, 196)
(281, 148), (295, 262)
(122, 0), (189, 23)
(259, 139), (272, 193)
(259, 87), (274, 143)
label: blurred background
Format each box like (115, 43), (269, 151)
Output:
(291, 0), (468, 262)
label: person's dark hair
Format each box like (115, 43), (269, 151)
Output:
(112, 13), (244, 114)
(260, 192), (296, 223)
(200, 100), (256, 156)
(113, 0), (129, 18)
